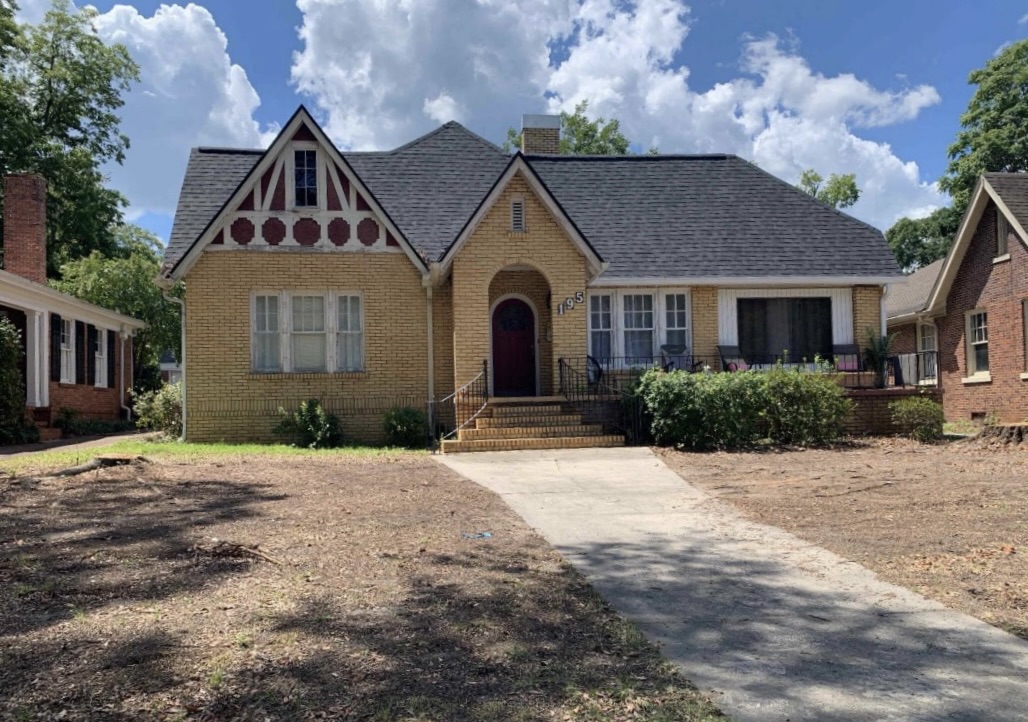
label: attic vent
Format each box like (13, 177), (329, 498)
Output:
(511, 199), (525, 232)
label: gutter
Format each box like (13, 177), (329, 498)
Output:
(119, 328), (131, 420)
(162, 288), (186, 441)
(880, 284), (889, 337)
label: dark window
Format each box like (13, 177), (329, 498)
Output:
(737, 298), (833, 363)
(294, 150), (318, 207)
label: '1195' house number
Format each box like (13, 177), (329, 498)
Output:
(556, 292), (585, 315)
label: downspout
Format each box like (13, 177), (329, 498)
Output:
(424, 276), (435, 443)
(163, 289), (186, 441)
(119, 327), (131, 420)
(880, 284), (890, 337)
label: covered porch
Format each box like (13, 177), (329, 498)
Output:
(0, 300), (49, 410)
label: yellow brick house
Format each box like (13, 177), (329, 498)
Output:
(161, 107), (902, 450)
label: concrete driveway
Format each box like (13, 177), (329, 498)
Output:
(437, 447), (1028, 722)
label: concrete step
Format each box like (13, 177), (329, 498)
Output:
(460, 425), (606, 441)
(441, 435), (625, 453)
(37, 427), (63, 442)
(476, 414), (584, 429)
(490, 403), (567, 418)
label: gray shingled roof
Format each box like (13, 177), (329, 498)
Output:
(165, 123), (901, 280)
(985, 172), (1028, 231)
(886, 258), (943, 319)
(528, 154), (900, 279)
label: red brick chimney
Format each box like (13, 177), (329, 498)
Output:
(2, 174), (48, 285)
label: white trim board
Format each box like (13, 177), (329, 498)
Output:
(717, 288), (854, 346)
(590, 275), (900, 288)
(0, 270), (145, 332)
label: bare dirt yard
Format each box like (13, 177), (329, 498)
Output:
(0, 448), (722, 722)
(659, 438), (1028, 640)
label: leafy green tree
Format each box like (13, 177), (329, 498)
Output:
(0, 0), (18, 65)
(52, 224), (180, 380)
(797, 169), (861, 209)
(0, 316), (36, 444)
(885, 206), (960, 272)
(940, 39), (1028, 214)
(504, 101), (632, 155)
(0, 0), (139, 276)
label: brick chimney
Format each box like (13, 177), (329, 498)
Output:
(2, 174), (48, 285)
(521, 114), (560, 155)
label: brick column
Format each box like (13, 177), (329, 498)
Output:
(2, 174), (48, 285)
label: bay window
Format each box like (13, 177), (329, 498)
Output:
(252, 292), (364, 373)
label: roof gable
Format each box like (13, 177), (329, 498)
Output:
(165, 106), (428, 280)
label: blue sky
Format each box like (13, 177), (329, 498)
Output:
(18, 1), (1028, 243)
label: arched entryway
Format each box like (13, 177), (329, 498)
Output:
(491, 296), (537, 397)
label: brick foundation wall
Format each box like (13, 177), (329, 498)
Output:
(843, 387), (943, 436)
(937, 200), (1028, 422)
(183, 251), (431, 444)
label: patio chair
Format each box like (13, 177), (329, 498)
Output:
(832, 344), (861, 371)
(718, 345), (749, 372)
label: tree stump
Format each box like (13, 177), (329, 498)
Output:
(975, 423), (1028, 448)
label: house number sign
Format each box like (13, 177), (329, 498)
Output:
(555, 291), (585, 315)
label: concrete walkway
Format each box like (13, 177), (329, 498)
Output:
(437, 447), (1028, 722)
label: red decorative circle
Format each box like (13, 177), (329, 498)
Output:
(328, 218), (350, 246)
(262, 218), (286, 246)
(357, 218), (379, 247)
(294, 218), (320, 247)
(231, 218), (255, 245)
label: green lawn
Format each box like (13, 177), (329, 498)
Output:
(0, 438), (420, 476)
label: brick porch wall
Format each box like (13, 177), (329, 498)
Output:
(936, 200), (1028, 422)
(183, 251), (430, 444)
(843, 387), (943, 436)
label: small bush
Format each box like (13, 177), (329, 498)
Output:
(133, 382), (183, 438)
(0, 317), (37, 445)
(890, 396), (944, 442)
(55, 408), (135, 438)
(274, 399), (344, 449)
(383, 406), (428, 449)
(637, 367), (852, 451)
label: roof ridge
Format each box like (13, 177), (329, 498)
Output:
(196, 146), (265, 155)
(524, 153), (731, 161)
(346, 121), (507, 157)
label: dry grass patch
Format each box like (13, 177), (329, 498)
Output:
(659, 438), (1028, 639)
(0, 449), (721, 721)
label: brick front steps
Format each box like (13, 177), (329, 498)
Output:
(440, 397), (625, 453)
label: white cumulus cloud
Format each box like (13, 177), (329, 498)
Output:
(292, 0), (946, 230)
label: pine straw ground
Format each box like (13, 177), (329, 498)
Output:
(0, 450), (723, 722)
(659, 437), (1028, 640)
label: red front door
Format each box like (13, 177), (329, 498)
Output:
(492, 298), (536, 397)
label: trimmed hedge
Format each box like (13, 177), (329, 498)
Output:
(383, 406), (428, 449)
(636, 368), (852, 450)
(889, 396), (944, 442)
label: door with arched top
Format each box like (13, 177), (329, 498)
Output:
(492, 298), (536, 397)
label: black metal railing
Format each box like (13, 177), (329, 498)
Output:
(893, 351), (939, 387)
(558, 358), (648, 444)
(437, 360), (489, 440)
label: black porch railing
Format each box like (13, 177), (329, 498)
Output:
(558, 358), (648, 444)
(436, 360), (489, 441)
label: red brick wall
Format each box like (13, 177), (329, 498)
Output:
(843, 388), (943, 436)
(937, 200), (1028, 422)
(891, 322), (917, 355)
(2, 174), (48, 285)
(47, 337), (132, 422)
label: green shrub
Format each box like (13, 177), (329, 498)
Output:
(132, 382), (182, 438)
(890, 396), (944, 442)
(383, 406), (428, 449)
(55, 408), (135, 438)
(0, 317), (37, 445)
(637, 367), (852, 451)
(274, 399), (344, 449)
(763, 368), (852, 446)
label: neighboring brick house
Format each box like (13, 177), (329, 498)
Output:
(1, 175), (145, 436)
(905, 173), (1028, 423)
(161, 106), (903, 449)
(885, 258), (943, 385)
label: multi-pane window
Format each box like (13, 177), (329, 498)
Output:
(337, 295), (364, 372)
(918, 323), (937, 382)
(665, 294), (689, 348)
(60, 319), (74, 383)
(623, 294), (654, 362)
(94, 332), (107, 388)
(967, 310), (989, 375)
(589, 295), (612, 360)
(254, 295), (281, 371)
(291, 295), (327, 372)
(294, 149), (318, 207)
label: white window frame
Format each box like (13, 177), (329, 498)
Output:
(94, 330), (107, 388)
(288, 142), (324, 210)
(588, 294), (613, 361)
(59, 319), (74, 384)
(290, 294), (329, 373)
(336, 293), (365, 372)
(586, 289), (692, 366)
(510, 197), (526, 233)
(963, 309), (990, 382)
(916, 322), (937, 384)
(1022, 299), (1028, 378)
(250, 292), (365, 374)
